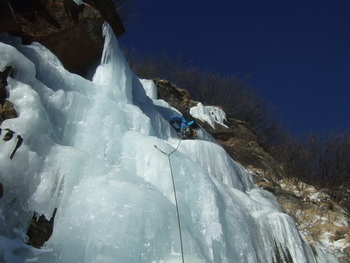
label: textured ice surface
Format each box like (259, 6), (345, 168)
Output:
(0, 24), (340, 262)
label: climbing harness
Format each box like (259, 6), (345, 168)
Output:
(154, 139), (185, 263)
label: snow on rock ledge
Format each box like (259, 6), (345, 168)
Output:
(190, 102), (228, 129)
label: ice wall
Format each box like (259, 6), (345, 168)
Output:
(0, 24), (340, 262)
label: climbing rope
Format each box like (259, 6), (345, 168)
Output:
(154, 139), (185, 263)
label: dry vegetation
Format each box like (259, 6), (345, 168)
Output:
(277, 179), (350, 254)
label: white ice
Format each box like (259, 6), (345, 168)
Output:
(0, 24), (341, 262)
(190, 102), (228, 129)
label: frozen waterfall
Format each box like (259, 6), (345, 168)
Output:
(0, 24), (339, 262)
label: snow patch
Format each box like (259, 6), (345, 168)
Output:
(190, 102), (227, 129)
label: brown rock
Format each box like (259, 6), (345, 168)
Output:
(0, 67), (12, 104)
(0, 100), (17, 125)
(0, 0), (125, 76)
(154, 78), (197, 114)
(257, 180), (276, 193)
(0, 67), (17, 125)
(27, 209), (57, 248)
(344, 246), (350, 257)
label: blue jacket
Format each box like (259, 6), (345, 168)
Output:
(169, 115), (188, 132)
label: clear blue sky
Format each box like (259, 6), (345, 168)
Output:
(119, 0), (350, 136)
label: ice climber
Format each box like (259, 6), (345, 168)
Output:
(169, 114), (197, 139)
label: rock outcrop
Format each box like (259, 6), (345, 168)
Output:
(0, 0), (125, 76)
(0, 67), (17, 125)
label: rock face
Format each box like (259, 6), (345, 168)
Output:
(0, 67), (17, 124)
(154, 78), (198, 114)
(0, 0), (125, 76)
(27, 210), (56, 248)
